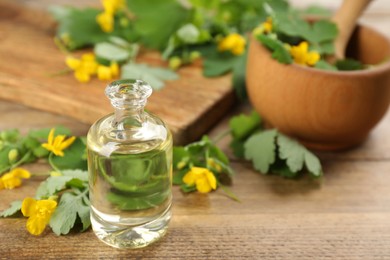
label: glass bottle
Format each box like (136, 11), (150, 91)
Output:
(87, 79), (172, 249)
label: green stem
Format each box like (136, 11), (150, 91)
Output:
(48, 153), (61, 173)
(218, 181), (241, 202)
(11, 151), (33, 169)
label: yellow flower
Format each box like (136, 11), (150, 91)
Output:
(41, 128), (76, 157)
(289, 41), (320, 66)
(183, 167), (217, 193)
(97, 63), (119, 80)
(102, 0), (125, 14)
(218, 33), (246, 56)
(96, 0), (125, 32)
(66, 53), (98, 83)
(110, 62), (120, 77)
(74, 70), (91, 83)
(0, 168), (31, 190)
(21, 197), (57, 236)
(96, 11), (114, 33)
(263, 17), (273, 34)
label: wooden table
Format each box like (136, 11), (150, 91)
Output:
(1, 1), (390, 259)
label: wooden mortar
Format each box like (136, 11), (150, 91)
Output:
(246, 25), (390, 150)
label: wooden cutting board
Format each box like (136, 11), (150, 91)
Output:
(0, 1), (235, 144)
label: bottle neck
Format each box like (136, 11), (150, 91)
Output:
(113, 106), (145, 129)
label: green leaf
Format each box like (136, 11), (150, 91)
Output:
(180, 184), (197, 193)
(298, 5), (332, 17)
(316, 41), (335, 55)
(306, 20), (338, 44)
(315, 60), (337, 71)
(32, 146), (50, 158)
(28, 126), (71, 140)
(55, 8), (108, 50)
(336, 58), (364, 71)
(0, 200), (22, 217)
(229, 111), (262, 140)
(49, 190), (90, 235)
(0, 129), (20, 143)
(230, 138), (245, 158)
(62, 169), (89, 182)
(203, 52), (240, 77)
(244, 129), (277, 173)
(94, 42), (131, 62)
(277, 133), (322, 176)
(277, 134), (305, 173)
(51, 138), (87, 171)
(257, 34), (292, 64)
(173, 169), (187, 185)
(304, 151), (322, 177)
(173, 147), (189, 170)
(232, 51), (248, 100)
(121, 63), (178, 90)
(127, 0), (191, 50)
(37, 176), (74, 198)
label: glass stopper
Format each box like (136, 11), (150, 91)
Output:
(105, 79), (152, 109)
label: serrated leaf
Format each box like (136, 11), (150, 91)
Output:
(244, 129), (277, 173)
(94, 42), (131, 62)
(306, 20), (338, 44)
(277, 134), (305, 173)
(229, 111), (262, 140)
(0, 200), (22, 217)
(304, 151), (322, 177)
(277, 133), (322, 177)
(127, 0), (191, 50)
(49, 190), (90, 235)
(121, 63), (178, 90)
(257, 34), (292, 64)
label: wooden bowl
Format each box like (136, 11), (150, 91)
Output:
(246, 25), (390, 150)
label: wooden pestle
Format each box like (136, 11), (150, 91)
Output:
(332, 0), (373, 60)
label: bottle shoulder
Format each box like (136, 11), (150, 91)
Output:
(87, 112), (172, 156)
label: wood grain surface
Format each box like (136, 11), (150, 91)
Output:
(1, 0), (390, 259)
(1, 100), (390, 259)
(0, 0), (235, 145)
